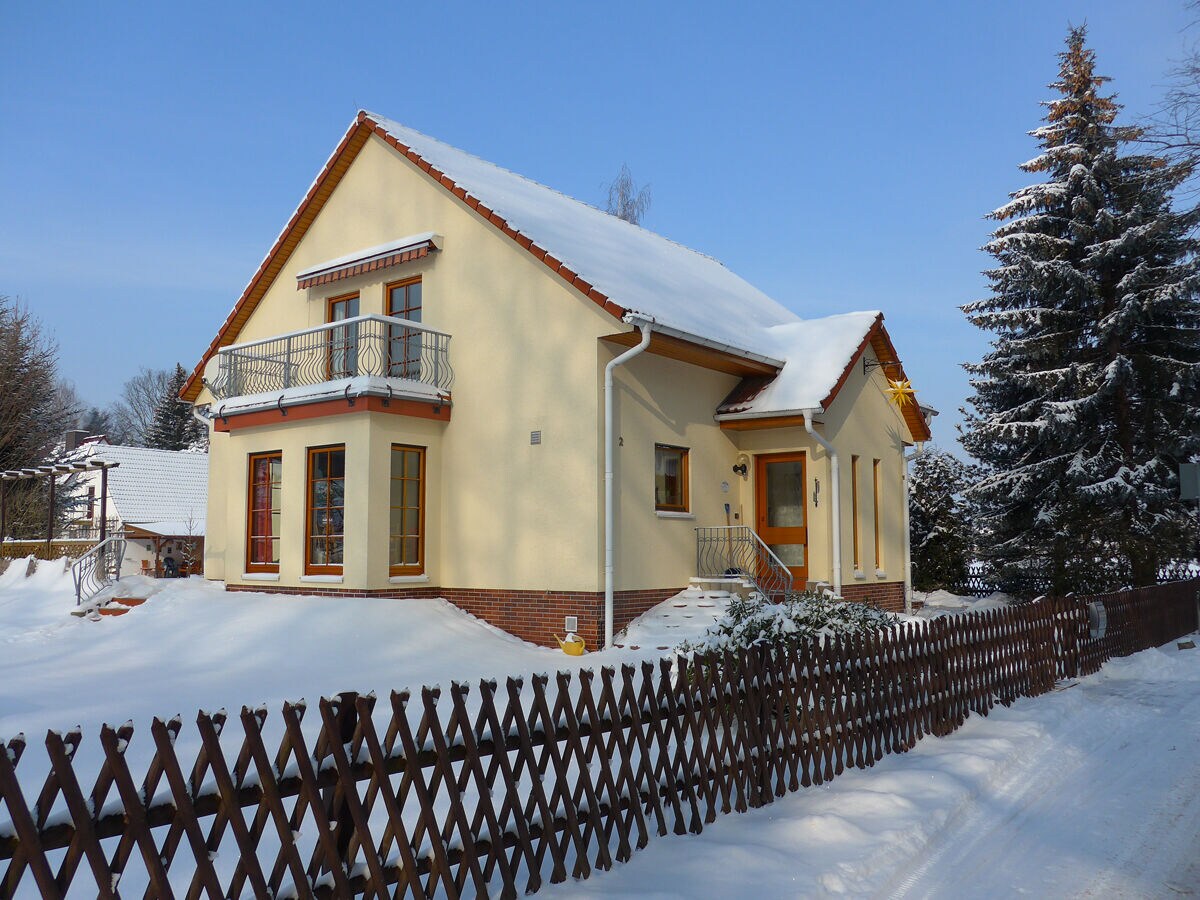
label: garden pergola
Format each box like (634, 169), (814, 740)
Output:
(0, 459), (120, 549)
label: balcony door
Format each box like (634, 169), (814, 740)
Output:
(327, 293), (359, 379)
(755, 452), (808, 586)
(387, 278), (422, 380)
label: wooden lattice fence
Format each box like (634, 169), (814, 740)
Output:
(1, 580), (1197, 898)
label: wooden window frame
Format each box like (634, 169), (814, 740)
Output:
(325, 292), (360, 380)
(246, 451), (282, 574)
(654, 444), (690, 513)
(305, 444), (346, 575)
(386, 276), (422, 319)
(385, 277), (423, 379)
(851, 455), (861, 569)
(872, 458), (882, 570)
(389, 443), (426, 576)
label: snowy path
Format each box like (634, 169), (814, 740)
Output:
(553, 639), (1200, 899)
(881, 674), (1200, 899)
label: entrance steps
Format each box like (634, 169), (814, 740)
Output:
(71, 595), (148, 619)
(688, 576), (756, 600)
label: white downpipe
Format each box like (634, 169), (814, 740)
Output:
(604, 316), (654, 648)
(803, 410), (841, 596)
(902, 441), (928, 616)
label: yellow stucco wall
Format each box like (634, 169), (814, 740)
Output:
(205, 134), (619, 592)
(818, 351), (912, 589)
(198, 132), (919, 599)
(608, 351), (742, 590)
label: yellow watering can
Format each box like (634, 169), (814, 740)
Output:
(556, 633), (586, 656)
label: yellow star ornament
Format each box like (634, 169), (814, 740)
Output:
(886, 378), (917, 409)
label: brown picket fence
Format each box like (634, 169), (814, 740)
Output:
(2, 579), (1197, 899)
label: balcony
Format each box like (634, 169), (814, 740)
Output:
(204, 315), (453, 415)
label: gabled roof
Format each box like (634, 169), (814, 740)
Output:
(717, 313), (933, 441)
(84, 445), (208, 535)
(182, 111), (929, 442)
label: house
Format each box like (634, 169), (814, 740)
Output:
(182, 111), (932, 648)
(72, 440), (208, 577)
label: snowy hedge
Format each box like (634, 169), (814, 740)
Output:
(679, 589), (898, 656)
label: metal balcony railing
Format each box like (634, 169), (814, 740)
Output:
(206, 314), (453, 401)
(695, 525), (794, 598)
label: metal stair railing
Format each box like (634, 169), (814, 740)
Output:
(695, 525), (794, 598)
(71, 535), (126, 606)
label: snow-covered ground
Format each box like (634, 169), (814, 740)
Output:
(912, 588), (1013, 619)
(0, 558), (672, 756)
(2, 561), (1197, 898)
(553, 637), (1200, 899)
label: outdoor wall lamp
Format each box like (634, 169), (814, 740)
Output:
(732, 453), (750, 478)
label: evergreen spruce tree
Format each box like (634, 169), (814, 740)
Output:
(909, 448), (977, 592)
(145, 364), (201, 451)
(962, 27), (1200, 593)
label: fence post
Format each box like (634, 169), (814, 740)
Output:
(324, 691), (359, 864)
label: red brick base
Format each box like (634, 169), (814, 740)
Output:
(840, 581), (906, 613)
(225, 583), (680, 648)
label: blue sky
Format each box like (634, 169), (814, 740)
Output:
(0, 1), (1191, 450)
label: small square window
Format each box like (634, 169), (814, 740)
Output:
(654, 444), (689, 512)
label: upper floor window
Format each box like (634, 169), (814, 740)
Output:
(327, 293), (359, 379)
(306, 445), (345, 574)
(654, 444), (690, 512)
(387, 278), (423, 379)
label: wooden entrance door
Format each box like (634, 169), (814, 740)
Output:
(755, 452), (808, 586)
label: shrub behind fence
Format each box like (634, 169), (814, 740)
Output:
(1, 580), (1197, 898)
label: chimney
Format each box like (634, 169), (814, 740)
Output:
(64, 430), (88, 451)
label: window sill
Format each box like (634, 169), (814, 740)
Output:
(852, 569), (867, 581)
(655, 510), (695, 519)
(300, 574), (344, 584)
(242, 572), (280, 582)
(389, 574), (430, 584)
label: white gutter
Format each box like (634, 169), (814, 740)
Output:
(189, 402), (214, 430)
(902, 441), (928, 615)
(637, 320), (785, 370)
(802, 409), (841, 596)
(604, 313), (655, 648)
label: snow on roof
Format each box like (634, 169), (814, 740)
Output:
(185, 111), (917, 422)
(364, 115), (896, 416)
(723, 312), (883, 415)
(365, 113), (804, 359)
(85, 445), (208, 534)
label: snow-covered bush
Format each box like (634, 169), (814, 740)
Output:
(679, 589), (897, 656)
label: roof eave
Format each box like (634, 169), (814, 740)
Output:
(714, 407), (822, 423)
(626, 315), (785, 370)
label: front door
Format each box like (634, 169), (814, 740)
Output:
(755, 452), (808, 587)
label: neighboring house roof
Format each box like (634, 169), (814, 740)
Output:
(182, 111), (930, 440)
(85, 445), (208, 536)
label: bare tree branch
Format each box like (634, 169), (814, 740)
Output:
(605, 163), (652, 225)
